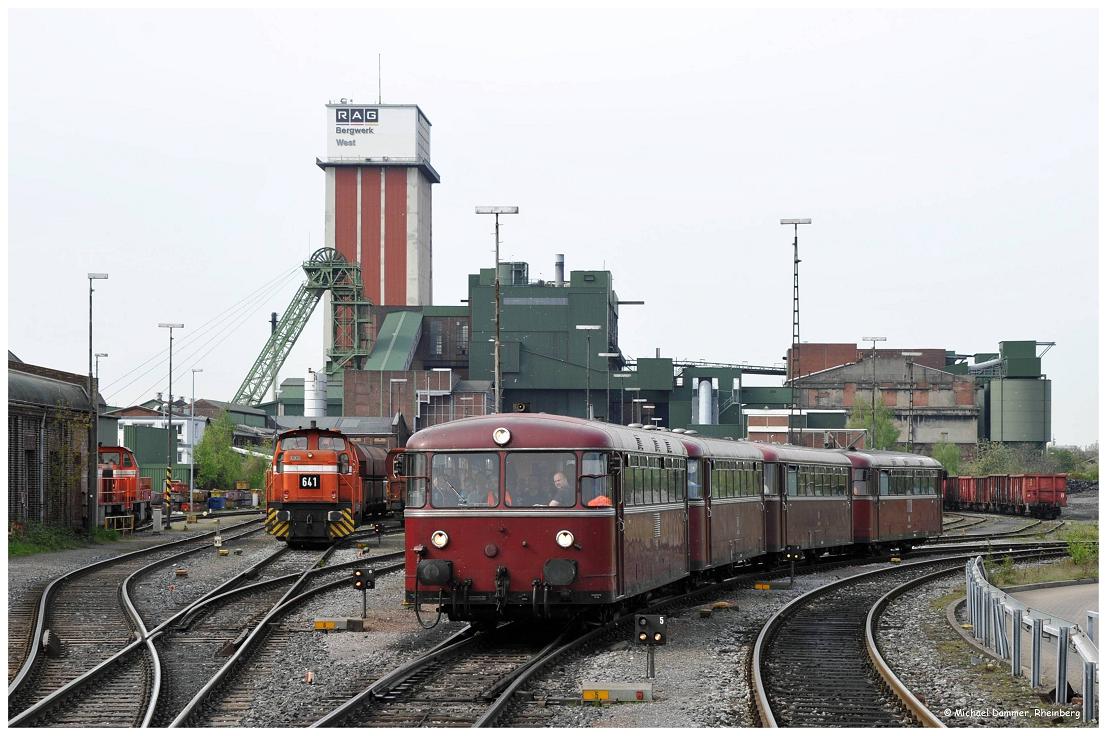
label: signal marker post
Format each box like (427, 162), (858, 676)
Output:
(634, 614), (667, 679)
(352, 568), (376, 619)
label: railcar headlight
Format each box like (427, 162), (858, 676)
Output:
(555, 530), (575, 549)
(430, 530), (449, 549)
(492, 427), (511, 446)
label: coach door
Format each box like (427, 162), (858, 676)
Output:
(763, 463), (783, 552)
(615, 461), (626, 598)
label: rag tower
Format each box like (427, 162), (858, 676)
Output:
(320, 102), (439, 312)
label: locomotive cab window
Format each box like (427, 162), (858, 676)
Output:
(505, 452), (576, 507)
(280, 436), (308, 451)
(122, 454), (133, 467)
(318, 436), (346, 451)
(432, 453), (499, 508)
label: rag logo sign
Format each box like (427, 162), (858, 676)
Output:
(335, 107), (379, 125)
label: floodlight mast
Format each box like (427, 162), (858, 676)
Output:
(780, 218), (811, 444)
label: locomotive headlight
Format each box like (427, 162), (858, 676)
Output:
(555, 530), (575, 549)
(492, 427), (511, 446)
(430, 530), (449, 549)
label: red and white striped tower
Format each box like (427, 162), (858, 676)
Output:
(319, 102), (439, 309)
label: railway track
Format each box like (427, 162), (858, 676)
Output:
(750, 546), (1066, 728)
(7, 524), (397, 728)
(6, 518), (265, 721)
(935, 517), (1063, 544)
(167, 549), (405, 727)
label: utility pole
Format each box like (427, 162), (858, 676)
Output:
(902, 352), (922, 450)
(862, 336), (886, 449)
(781, 219), (811, 445)
(159, 322), (184, 529)
(87, 273), (108, 539)
(475, 206), (519, 413)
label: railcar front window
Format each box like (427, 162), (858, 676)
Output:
(402, 453), (427, 507)
(581, 452), (613, 507)
(280, 436), (308, 451)
(431, 453), (499, 508)
(506, 452), (577, 507)
(100, 451), (121, 465)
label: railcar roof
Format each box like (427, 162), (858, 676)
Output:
(841, 449), (943, 469)
(406, 413), (690, 456)
(748, 442), (855, 467)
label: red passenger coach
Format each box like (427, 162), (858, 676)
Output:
(843, 450), (943, 551)
(265, 422), (388, 546)
(395, 414), (689, 622)
(753, 444), (853, 561)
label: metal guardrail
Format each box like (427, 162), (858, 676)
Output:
(965, 556), (1098, 723)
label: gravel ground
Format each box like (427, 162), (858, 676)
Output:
(6, 516), (262, 615)
(1063, 483), (1098, 522)
(878, 570), (1092, 728)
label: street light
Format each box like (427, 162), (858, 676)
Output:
(389, 378), (408, 418)
(612, 373), (632, 424)
(862, 336), (887, 449)
(597, 352), (620, 422)
(87, 273), (108, 539)
(190, 368), (203, 514)
(781, 218), (811, 444)
(575, 325), (601, 419)
(158, 322), (184, 529)
(95, 353), (108, 381)
(476, 205), (519, 414)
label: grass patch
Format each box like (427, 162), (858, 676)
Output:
(986, 557), (1096, 587)
(8, 523), (121, 557)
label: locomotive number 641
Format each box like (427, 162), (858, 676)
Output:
(299, 474), (321, 489)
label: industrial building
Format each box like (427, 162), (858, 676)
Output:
(8, 353), (100, 530)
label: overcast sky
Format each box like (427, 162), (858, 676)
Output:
(7, 9), (1099, 445)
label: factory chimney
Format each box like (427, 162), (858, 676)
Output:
(554, 254), (565, 287)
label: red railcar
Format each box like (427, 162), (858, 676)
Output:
(394, 414), (946, 624)
(753, 444), (853, 560)
(265, 422), (388, 546)
(97, 445), (153, 529)
(843, 450), (943, 551)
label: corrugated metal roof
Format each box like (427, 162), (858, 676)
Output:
(364, 311), (423, 371)
(9, 369), (92, 410)
(273, 416), (399, 436)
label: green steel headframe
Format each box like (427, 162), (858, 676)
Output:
(232, 248), (373, 406)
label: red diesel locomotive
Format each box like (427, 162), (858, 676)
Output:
(97, 445), (153, 529)
(943, 473), (1067, 519)
(393, 413), (943, 623)
(265, 422), (389, 546)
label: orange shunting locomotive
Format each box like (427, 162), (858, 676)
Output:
(265, 421), (388, 546)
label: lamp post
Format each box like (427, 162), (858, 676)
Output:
(158, 322), (184, 529)
(575, 325), (601, 419)
(95, 352), (108, 381)
(597, 353), (619, 422)
(389, 378), (408, 419)
(862, 336), (887, 449)
(87, 273), (108, 539)
(902, 352), (922, 449)
(613, 373), (631, 424)
(643, 404), (655, 426)
(476, 206), (519, 414)
(190, 368), (203, 514)
(781, 218), (811, 445)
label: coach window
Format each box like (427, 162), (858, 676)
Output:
(879, 470), (890, 496)
(581, 452), (613, 507)
(764, 465), (778, 496)
(687, 459), (702, 500)
(786, 466), (798, 496)
(432, 453), (499, 508)
(403, 453), (427, 508)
